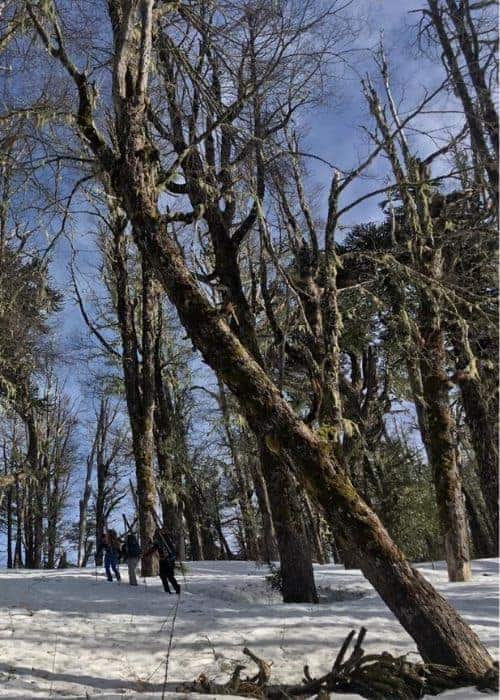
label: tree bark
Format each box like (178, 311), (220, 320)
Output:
(153, 314), (185, 558)
(78, 420), (97, 567)
(260, 443), (318, 603)
(454, 365), (498, 550)
(111, 226), (157, 576)
(250, 457), (279, 562)
(303, 493), (329, 565)
(217, 379), (260, 561)
(464, 485), (496, 559)
(95, 449), (107, 567)
(6, 482), (13, 568)
(14, 479), (23, 568)
(185, 501), (204, 561)
(419, 317), (472, 582)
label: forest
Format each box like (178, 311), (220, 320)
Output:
(0, 0), (497, 697)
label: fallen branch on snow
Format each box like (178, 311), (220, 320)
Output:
(179, 627), (498, 699)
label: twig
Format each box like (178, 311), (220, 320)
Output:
(49, 634), (58, 696)
(183, 628), (498, 699)
(161, 595), (180, 700)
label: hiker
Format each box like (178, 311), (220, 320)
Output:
(96, 529), (122, 582)
(121, 530), (141, 586)
(144, 526), (180, 595)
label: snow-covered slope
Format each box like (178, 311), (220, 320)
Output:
(0, 559), (497, 698)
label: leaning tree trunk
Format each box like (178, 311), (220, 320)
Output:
(128, 206), (491, 671)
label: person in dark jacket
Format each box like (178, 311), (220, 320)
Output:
(121, 531), (141, 586)
(144, 526), (180, 594)
(96, 529), (122, 582)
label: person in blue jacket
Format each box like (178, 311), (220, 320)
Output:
(96, 529), (122, 582)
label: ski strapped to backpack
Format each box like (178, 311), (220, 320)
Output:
(151, 509), (187, 591)
(151, 510), (176, 557)
(120, 514), (141, 560)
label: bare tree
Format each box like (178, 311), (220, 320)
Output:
(4, 0), (494, 672)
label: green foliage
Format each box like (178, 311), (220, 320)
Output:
(0, 250), (61, 406)
(370, 438), (442, 562)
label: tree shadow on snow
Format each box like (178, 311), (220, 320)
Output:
(0, 660), (166, 694)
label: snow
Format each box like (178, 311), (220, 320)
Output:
(0, 558), (497, 698)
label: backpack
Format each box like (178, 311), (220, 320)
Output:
(154, 531), (176, 561)
(126, 533), (141, 558)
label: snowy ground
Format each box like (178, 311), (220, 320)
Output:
(0, 559), (497, 699)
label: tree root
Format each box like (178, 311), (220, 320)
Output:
(179, 628), (498, 699)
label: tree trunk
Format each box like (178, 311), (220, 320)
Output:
(405, 336), (472, 582)
(184, 497), (204, 560)
(249, 456), (279, 562)
(25, 413), (43, 569)
(260, 443), (318, 603)
(153, 321), (185, 560)
(6, 482), (13, 569)
(444, 0), (498, 160)
(302, 493), (327, 564)
(14, 479), (23, 568)
(201, 524), (219, 560)
(217, 379), (260, 561)
(215, 510), (234, 560)
(46, 469), (58, 569)
(455, 368), (498, 550)
(464, 485), (496, 559)
(176, 502), (186, 561)
(419, 321), (472, 583)
(427, 0), (497, 197)
(82, 539), (94, 567)
(95, 460), (106, 567)
(78, 428), (96, 567)
(112, 228), (158, 576)
(133, 433), (157, 576)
